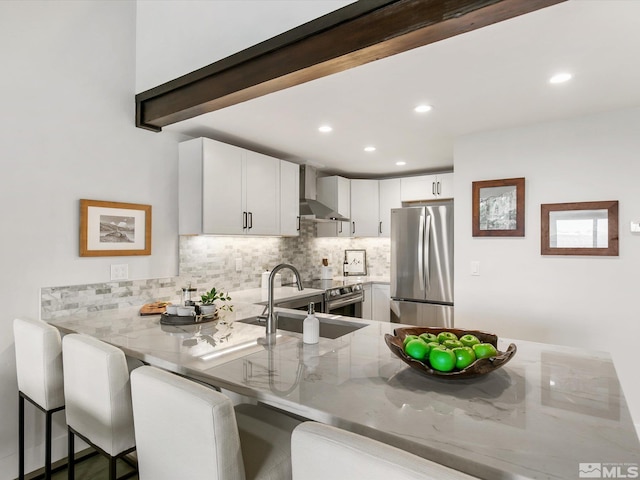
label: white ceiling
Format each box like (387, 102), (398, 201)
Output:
(165, 0), (640, 178)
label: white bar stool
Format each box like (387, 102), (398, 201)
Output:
(291, 422), (477, 480)
(13, 318), (65, 480)
(130, 365), (300, 480)
(62, 334), (138, 480)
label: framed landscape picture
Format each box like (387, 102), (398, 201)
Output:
(80, 199), (151, 257)
(472, 177), (525, 237)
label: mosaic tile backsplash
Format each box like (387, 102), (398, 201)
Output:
(41, 219), (390, 319)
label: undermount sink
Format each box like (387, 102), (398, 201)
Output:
(238, 312), (365, 339)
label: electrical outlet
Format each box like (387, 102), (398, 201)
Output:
(110, 264), (129, 281)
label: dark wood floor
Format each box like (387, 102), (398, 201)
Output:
(24, 452), (137, 480)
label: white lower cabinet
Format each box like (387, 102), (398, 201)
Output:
(372, 284), (391, 322)
(363, 283), (390, 322)
(362, 284), (373, 320)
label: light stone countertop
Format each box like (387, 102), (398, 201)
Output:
(48, 305), (640, 480)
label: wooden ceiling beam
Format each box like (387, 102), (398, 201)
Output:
(135, 0), (566, 132)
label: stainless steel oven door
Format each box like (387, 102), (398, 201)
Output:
(275, 293), (325, 313)
(326, 292), (363, 318)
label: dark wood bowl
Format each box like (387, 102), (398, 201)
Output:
(384, 327), (517, 379)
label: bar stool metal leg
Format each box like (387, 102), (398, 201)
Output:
(68, 428), (75, 480)
(18, 393), (24, 480)
(45, 410), (53, 479)
(109, 457), (117, 480)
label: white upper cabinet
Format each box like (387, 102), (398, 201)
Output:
(279, 160), (300, 236)
(378, 178), (401, 237)
(316, 175), (351, 237)
(401, 173), (454, 202)
(244, 150), (280, 235)
(350, 179), (380, 237)
(317, 177), (402, 238)
(179, 138), (298, 236)
(201, 140), (244, 234)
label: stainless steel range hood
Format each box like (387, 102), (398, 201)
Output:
(299, 165), (350, 222)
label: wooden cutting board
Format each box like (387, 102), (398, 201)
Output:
(139, 301), (171, 316)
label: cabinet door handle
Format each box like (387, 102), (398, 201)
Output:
(352, 222), (355, 235)
(379, 221), (382, 234)
(437, 181), (441, 195)
(339, 222), (343, 234)
(296, 216), (301, 231)
(248, 212), (253, 229)
(243, 212), (247, 229)
(432, 181), (436, 195)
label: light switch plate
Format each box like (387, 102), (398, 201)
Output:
(631, 221), (640, 233)
(470, 261), (480, 276)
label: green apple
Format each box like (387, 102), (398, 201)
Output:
(473, 342), (498, 359)
(419, 332), (438, 344)
(428, 346), (456, 372)
(404, 339), (429, 360)
(443, 339), (463, 349)
(452, 346), (476, 369)
(459, 334), (481, 348)
(403, 334), (419, 347)
(436, 331), (458, 344)
(426, 341), (441, 351)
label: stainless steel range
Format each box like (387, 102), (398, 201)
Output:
(303, 279), (364, 318)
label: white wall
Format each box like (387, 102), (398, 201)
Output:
(135, 0), (354, 92)
(454, 107), (640, 426)
(0, 2), (182, 477)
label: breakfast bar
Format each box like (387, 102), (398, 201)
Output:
(49, 305), (640, 480)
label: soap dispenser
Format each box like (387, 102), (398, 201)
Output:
(303, 302), (319, 344)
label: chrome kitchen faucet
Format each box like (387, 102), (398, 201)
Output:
(261, 263), (303, 340)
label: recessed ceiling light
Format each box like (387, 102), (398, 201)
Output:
(414, 104), (432, 113)
(396, 161), (406, 166)
(364, 146), (376, 152)
(549, 73), (572, 84)
(318, 125), (333, 133)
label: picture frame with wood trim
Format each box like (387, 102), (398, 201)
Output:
(540, 200), (618, 256)
(472, 177), (525, 237)
(80, 199), (151, 257)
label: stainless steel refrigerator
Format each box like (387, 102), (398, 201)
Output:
(390, 201), (454, 327)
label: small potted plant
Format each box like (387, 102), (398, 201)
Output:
(199, 287), (233, 316)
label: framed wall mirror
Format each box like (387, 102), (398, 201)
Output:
(541, 201), (618, 256)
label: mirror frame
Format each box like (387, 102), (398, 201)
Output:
(540, 200), (619, 256)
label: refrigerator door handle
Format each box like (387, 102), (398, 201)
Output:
(418, 213), (425, 292)
(423, 214), (431, 292)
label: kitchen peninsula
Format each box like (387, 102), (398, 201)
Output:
(49, 303), (640, 480)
